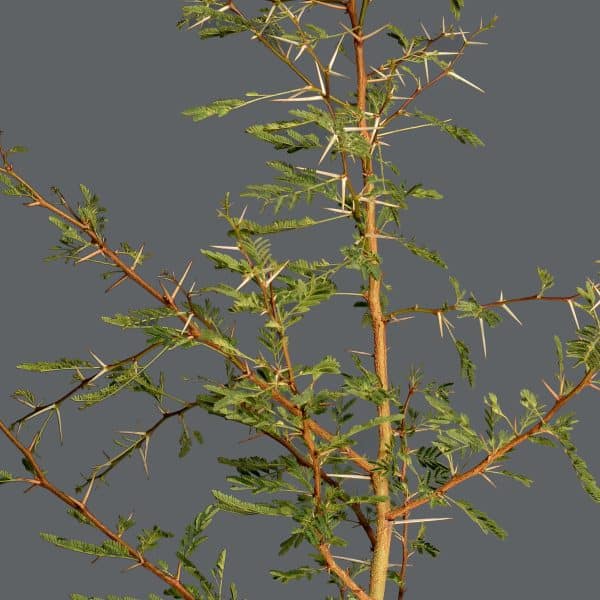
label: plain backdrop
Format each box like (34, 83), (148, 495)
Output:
(1, 1), (599, 598)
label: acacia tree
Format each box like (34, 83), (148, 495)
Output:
(1, 1), (599, 599)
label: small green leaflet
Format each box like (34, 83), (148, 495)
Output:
(495, 470), (533, 487)
(183, 98), (246, 121)
(136, 525), (174, 553)
(0, 171), (29, 197)
(246, 122), (320, 153)
(48, 215), (85, 243)
(178, 416), (203, 458)
(270, 566), (319, 583)
(454, 339), (476, 386)
(212, 490), (294, 517)
(398, 236), (447, 269)
(557, 433), (600, 502)
(414, 111), (484, 147)
(450, 499), (507, 539)
(566, 325), (600, 372)
(0, 470), (15, 484)
(40, 533), (133, 559)
(537, 267), (555, 297)
(407, 184), (444, 200)
(17, 357), (94, 372)
(450, 0), (465, 19)
(297, 355), (341, 381)
(387, 24), (409, 49)
(234, 216), (341, 235)
(102, 307), (178, 329)
(77, 184), (107, 235)
(179, 504), (219, 559)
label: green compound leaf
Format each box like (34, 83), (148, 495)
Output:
(40, 533), (133, 559)
(556, 432), (600, 503)
(270, 565), (319, 583)
(0, 470), (15, 484)
(414, 110), (484, 147)
(179, 504), (219, 559)
(450, 499), (507, 539)
(183, 98), (246, 121)
(450, 0), (465, 19)
(537, 266), (555, 297)
(212, 490), (294, 517)
(566, 325), (600, 372)
(398, 236), (447, 269)
(17, 357), (94, 372)
(454, 339), (476, 386)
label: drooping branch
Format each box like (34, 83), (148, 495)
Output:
(0, 417), (197, 600)
(11, 343), (161, 431)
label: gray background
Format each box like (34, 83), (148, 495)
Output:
(1, 1), (599, 598)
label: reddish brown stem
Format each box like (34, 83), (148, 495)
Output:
(387, 369), (597, 520)
(0, 418), (195, 600)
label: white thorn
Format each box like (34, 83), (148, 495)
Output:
(271, 95), (325, 102)
(328, 35), (345, 71)
(328, 68), (349, 79)
(270, 35), (301, 47)
(541, 379), (560, 402)
(131, 243), (145, 269)
(300, 167), (343, 179)
(253, 4), (276, 38)
(394, 69), (406, 87)
(331, 555), (370, 566)
(180, 313), (194, 334)
(480, 472), (496, 487)
(393, 517), (452, 525)
(265, 261), (289, 286)
(210, 245), (240, 251)
(437, 311), (444, 338)
(172, 260), (193, 300)
(188, 15), (211, 30)
(499, 291), (523, 325)
(338, 22), (361, 42)
(362, 24), (389, 41)
(322, 207), (352, 215)
(370, 116), (381, 145)
(89, 350), (107, 369)
(105, 273), (128, 293)
(319, 134), (338, 165)
(314, 62), (326, 96)
(341, 176), (347, 211)
(448, 70), (485, 94)
(442, 315), (457, 342)
(294, 44), (308, 61)
(236, 274), (253, 291)
(479, 317), (487, 358)
(420, 22), (431, 39)
(76, 248), (103, 264)
(325, 473), (370, 480)
(81, 472), (96, 506)
(389, 316), (415, 325)
(567, 299), (580, 329)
